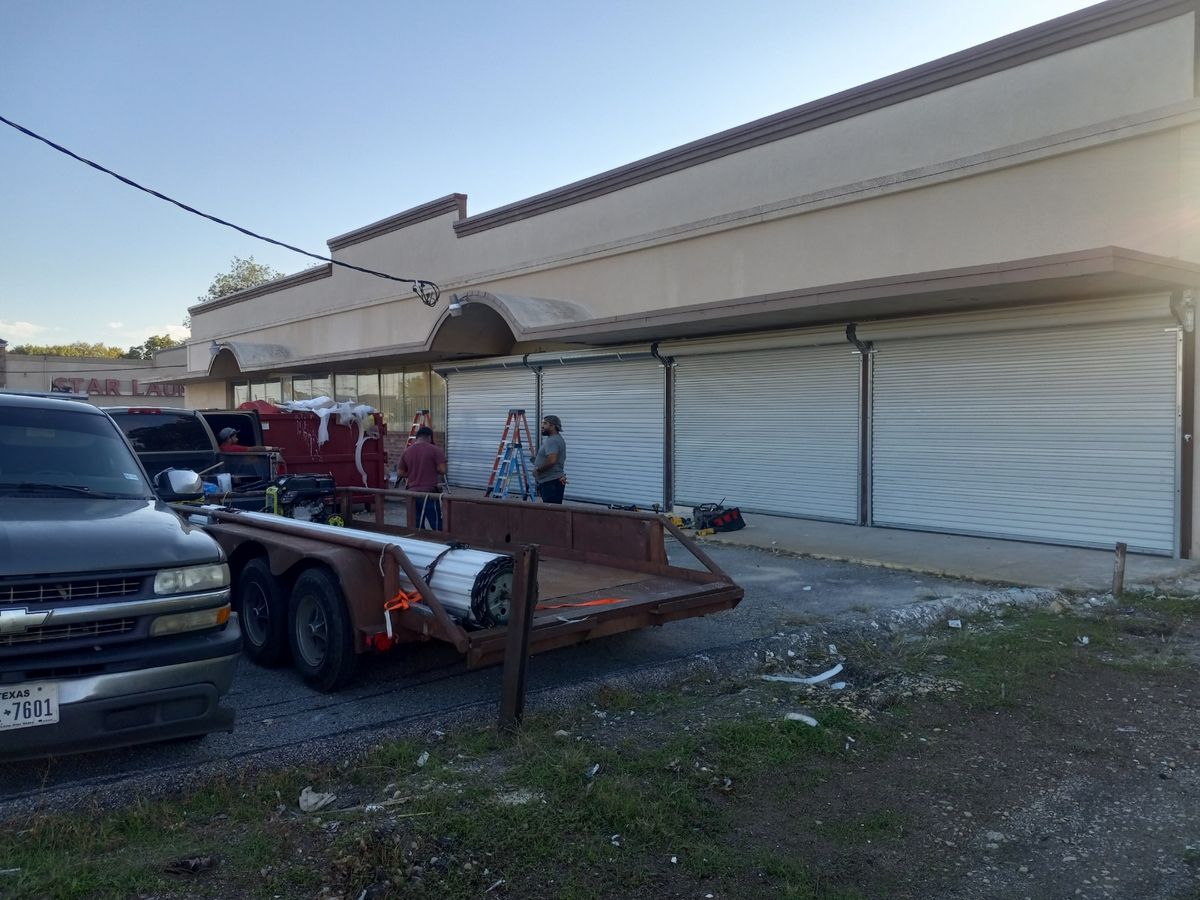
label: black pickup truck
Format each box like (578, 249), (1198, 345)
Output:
(0, 392), (241, 758)
(106, 406), (272, 488)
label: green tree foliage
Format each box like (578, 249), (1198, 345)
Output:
(123, 333), (183, 360)
(10, 341), (127, 358)
(10, 335), (182, 360)
(196, 255), (284, 305)
(183, 255), (284, 329)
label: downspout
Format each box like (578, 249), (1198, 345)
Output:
(651, 341), (674, 511)
(846, 324), (874, 526)
(1171, 291), (1195, 558)
(521, 353), (541, 448)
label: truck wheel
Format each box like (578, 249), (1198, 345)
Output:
(236, 558), (288, 667)
(288, 568), (357, 692)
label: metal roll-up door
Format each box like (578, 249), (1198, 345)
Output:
(871, 320), (1179, 554)
(540, 360), (665, 506)
(445, 368), (537, 489)
(674, 345), (861, 521)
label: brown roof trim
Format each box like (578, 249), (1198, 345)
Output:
(188, 264), (334, 316)
(327, 194), (467, 251)
(454, 0), (1196, 238)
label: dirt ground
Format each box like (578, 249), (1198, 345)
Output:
(3, 594), (1198, 900)
(737, 664), (1199, 899)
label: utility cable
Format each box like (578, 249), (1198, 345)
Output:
(0, 113), (441, 307)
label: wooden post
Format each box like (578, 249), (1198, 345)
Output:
(1112, 542), (1128, 599)
(499, 544), (539, 733)
(339, 491), (353, 523)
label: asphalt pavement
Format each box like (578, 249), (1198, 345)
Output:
(1, 541), (987, 815)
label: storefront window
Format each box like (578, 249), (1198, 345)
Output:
(377, 367), (443, 432)
(232, 383), (249, 407)
(334, 374), (359, 403)
(250, 380), (282, 404)
(309, 375), (332, 400)
(356, 371), (381, 410)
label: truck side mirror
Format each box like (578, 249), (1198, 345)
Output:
(154, 468), (204, 501)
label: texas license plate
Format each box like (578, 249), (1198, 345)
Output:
(0, 682), (60, 731)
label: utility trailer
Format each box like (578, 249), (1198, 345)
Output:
(183, 489), (742, 692)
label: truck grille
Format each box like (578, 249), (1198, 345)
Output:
(0, 577), (143, 604)
(0, 617), (137, 647)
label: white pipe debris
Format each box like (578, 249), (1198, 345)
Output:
(193, 508), (514, 626)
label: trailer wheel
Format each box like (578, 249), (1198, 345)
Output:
(288, 568), (357, 692)
(236, 558), (289, 666)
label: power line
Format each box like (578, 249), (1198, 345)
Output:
(0, 113), (442, 307)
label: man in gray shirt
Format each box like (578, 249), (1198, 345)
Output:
(533, 414), (567, 504)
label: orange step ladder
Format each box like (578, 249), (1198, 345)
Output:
(485, 408), (536, 500)
(405, 409), (434, 447)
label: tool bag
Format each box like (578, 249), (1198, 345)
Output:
(693, 503), (746, 532)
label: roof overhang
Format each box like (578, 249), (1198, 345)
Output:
(481, 246), (1200, 345)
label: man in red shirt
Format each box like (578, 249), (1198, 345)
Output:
(398, 427), (447, 530)
(218, 427), (250, 452)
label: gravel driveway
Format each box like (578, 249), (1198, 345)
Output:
(0, 542), (983, 816)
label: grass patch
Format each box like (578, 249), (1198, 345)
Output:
(6, 595), (1196, 899)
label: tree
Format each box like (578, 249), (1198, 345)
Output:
(197, 255), (284, 305)
(123, 333), (183, 360)
(183, 255), (284, 329)
(10, 341), (127, 358)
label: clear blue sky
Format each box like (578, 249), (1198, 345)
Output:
(0, 0), (1095, 348)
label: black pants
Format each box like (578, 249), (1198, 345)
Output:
(537, 478), (565, 504)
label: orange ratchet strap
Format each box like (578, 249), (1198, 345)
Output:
(384, 589), (422, 612)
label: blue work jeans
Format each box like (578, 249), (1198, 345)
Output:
(414, 493), (443, 530)
(537, 478), (565, 504)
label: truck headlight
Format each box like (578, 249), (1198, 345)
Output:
(154, 563), (229, 595)
(150, 604), (231, 636)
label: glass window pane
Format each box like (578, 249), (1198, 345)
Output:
(291, 376), (310, 401)
(379, 371), (404, 425)
(233, 383), (249, 407)
(309, 375), (332, 400)
(357, 371), (381, 410)
(335, 374), (358, 403)
(262, 380), (282, 404)
(280, 378), (294, 403)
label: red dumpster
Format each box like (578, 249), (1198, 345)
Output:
(238, 400), (388, 495)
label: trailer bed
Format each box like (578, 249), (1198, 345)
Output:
(187, 489), (742, 690)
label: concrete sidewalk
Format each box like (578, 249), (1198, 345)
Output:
(695, 513), (1200, 594)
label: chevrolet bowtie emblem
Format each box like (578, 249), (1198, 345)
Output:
(0, 608), (50, 635)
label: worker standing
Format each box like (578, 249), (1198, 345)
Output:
(534, 414), (567, 504)
(398, 426), (447, 530)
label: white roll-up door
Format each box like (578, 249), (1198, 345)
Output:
(539, 360), (665, 507)
(871, 320), (1179, 554)
(674, 345), (861, 521)
(445, 368), (537, 489)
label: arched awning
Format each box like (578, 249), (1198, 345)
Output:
(206, 340), (294, 377)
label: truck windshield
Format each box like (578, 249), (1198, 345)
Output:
(108, 411), (212, 452)
(0, 408), (151, 499)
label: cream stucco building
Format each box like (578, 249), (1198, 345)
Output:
(180, 0), (1200, 556)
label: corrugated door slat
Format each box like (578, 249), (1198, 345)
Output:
(674, 345), (860, 520)
(872, 321), (1178, 554)
(540, 360), (664, 506)
(445, 369), (537, 489)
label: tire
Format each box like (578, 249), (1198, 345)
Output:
(287, 568), (358, 692)
(235, 558), (289, 667)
